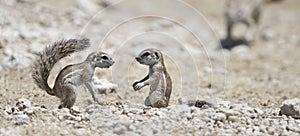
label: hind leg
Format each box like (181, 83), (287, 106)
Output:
(245, 23), (258, 44)
(246, 5), (261, 43)
(149, 91), (168, 108)
(58, 85), (77, 109)
(241, 18), (257, 44)
(226, 21), (234, 40)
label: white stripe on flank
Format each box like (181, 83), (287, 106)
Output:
(162, 73), (166, 96)
(62, 69), (83, 81)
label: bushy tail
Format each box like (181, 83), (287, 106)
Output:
(32, 38), (90, 96)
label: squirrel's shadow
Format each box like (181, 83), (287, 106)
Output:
(220, 38), (249, 50)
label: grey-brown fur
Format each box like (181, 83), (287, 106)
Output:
(225, 0), (283, 43)
(32, 38), (114, 109)
(133, 48), (172, 108)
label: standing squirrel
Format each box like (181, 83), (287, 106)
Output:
(133, 48), (172, 108)
(222, 0), (284, 49)
(32, 38), (114, 109)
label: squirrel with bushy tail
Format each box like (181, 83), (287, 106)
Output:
(32, 38), (114, 109)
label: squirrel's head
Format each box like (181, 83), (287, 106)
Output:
(135, 48), (163, 66)
(87, 52), (114, 68)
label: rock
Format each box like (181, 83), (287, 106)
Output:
(178, 97), (190, 105)
(129, 108), (143, 115)
(212, 113), (226, 122)
(5, 105), (13, 114)
(16, 98), (31, 111)
(178, 97), (213, 108)
(93, 77), (117, 94)
(3, 47), (13, 56)
(231, 45), (252, 61)
(217, 101), (231, 108)
(279, 98), (300, 117)
(14, 114), (29, 125)
(4, 114), (13, 121)
(287, 123), (300, 133)
(194, 100), (213, 108)
(219, 108), (240, 116)
(227, 116), (240, 122)
(85, 104), (102, 114)
(261, 28), (276, 41)
(70, 106), (82, 115)
(32, 106), (47, 114)
(24, 108), (35, 115)
(52, 108), (82, 121)
(61, 113), (82, 121)
(254, 108), (264, 115)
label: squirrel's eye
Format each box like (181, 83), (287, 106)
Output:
(101, 56), (109, 60)
(142, 52), (150, 57)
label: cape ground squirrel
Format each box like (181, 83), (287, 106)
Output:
(132, 48), (172, 108)
(32, 38), (114, 109)
(224, 0), (283, 48)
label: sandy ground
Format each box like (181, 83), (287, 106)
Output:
(0, 0), (300, 135)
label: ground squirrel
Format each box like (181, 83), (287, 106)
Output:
(32, 38), (114, 109)
(133, 48), (172, 108)
(222, 0), (283, 49)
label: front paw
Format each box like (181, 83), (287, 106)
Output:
(133, 82), (143, 91)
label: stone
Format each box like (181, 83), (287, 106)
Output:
(16, 98), (31, 111)
(24, 108), (35, 115)
(227, 116), (240, 122)
(217, 101), (231, 108)
(212, 113), (226, 122)
(254, 108), (264, 115)
(32, 106), (47, 114)
(5, 105), (13, 114)
(261, 28), (276, 41)
(14, 114), (29, 125)
(70, 106), (82, 115)
(219, 108), (240, 116)
(194, 100), (213, 108)
(52, 108), (82, 121)
(93, 77), (117, 94)
(279, 98), (300, 117)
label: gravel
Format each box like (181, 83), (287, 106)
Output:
(2, 97), (300, 135)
